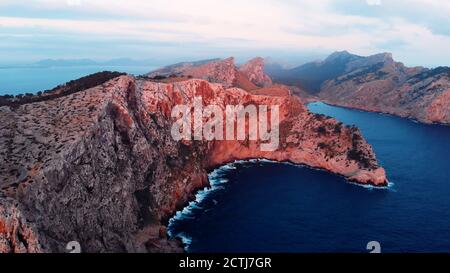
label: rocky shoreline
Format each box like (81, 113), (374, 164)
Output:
(319, 100), (450, 126)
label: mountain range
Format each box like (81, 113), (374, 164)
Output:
(31, 58), (159, 67)
(264, 51), (450, 124)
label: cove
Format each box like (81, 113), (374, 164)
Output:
(168, 102), (450, 253)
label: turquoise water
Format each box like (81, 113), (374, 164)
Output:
(168, 102), (450, 253)
(0, 65), (155, 95)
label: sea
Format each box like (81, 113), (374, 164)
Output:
(0, 65), (156, 95)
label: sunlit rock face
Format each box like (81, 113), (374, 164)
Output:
(147, 57), (239, 88)
(139, 78), (386, 186)
(427, 90), (450, 123)
(0, 73), (386, 253)
(147, 57), (274, 92)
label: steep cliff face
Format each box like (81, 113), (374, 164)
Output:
(140, 79), (386, 185)
(0, 75), (386, 253)
(239, 57), (273, 87)
(427, 90), (450, 123)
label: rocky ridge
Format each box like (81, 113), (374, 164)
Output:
(147, 57), (275, 91)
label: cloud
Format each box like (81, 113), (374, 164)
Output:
(0, 0), (449, 66)
(366, 0), (382, 6)
(66, 0), (82, 6)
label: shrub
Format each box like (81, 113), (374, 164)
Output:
(317, 125), (327, 135)
(347, 148), (371, 169)
(151, 75), (166, 80)
(333, 123), (342, 134)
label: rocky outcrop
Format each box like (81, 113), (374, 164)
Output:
(0, 75), (386, 253)
(147, 57), (276, 91)
(239, 57), (273, 87)
(148, 57), (239, 88)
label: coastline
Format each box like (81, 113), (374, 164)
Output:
(315, 100), (450, 126)
(166, 158), (392, 252)
(167, 163), (234, 252)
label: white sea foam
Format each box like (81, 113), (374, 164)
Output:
(347, 179), (394, 190)
(175, 232), (193, 251)
(167, 162), (235, 250)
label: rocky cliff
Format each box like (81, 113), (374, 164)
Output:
(0, 74), (386, 253)
(238, 57), (273, 87)
(147, 57), (275, 91)
(148, 57), (241, 88)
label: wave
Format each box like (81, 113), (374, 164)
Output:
(167, 159), (277, 251)
(167, 161), (238, 251)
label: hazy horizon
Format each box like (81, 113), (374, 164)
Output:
(0, 50), (446, 70)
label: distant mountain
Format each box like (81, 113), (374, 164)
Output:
(265, 51), (415, 93)
(266, 51), (449, 124)
(147, 58), (221, 78)
(319, 54), (450, 124)
(238, 57), (273, 87)
(34, 59), (99, 67)
(102, 58), (158, 66)
(265, 51), (363, 94)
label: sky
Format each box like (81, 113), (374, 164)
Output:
(0, 0), (449, 67)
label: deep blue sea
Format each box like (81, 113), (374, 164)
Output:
(0, 65), (155, 95)
(168, 102), (450, 253)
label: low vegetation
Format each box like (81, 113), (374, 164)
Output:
(0, 71), (125, 107)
